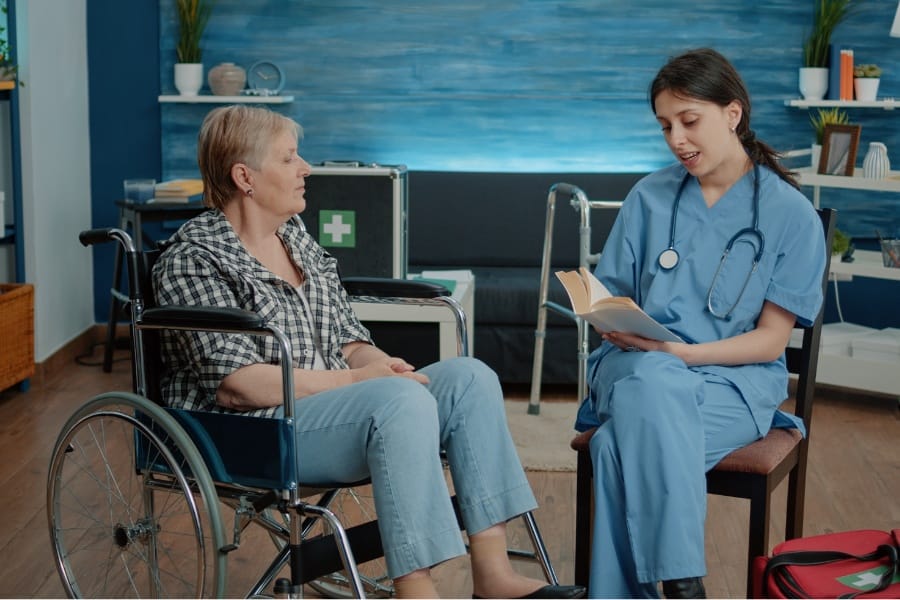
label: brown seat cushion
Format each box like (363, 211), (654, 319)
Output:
(570, 426), (802, 475)
(713, 428), (802, 474)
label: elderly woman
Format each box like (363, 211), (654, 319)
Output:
(152, 105), (584, 600)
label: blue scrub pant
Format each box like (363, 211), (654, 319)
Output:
(586, 350), (759, 598)
(289, 356), (537, 579)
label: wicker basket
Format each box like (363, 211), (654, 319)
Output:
(0, 283), (35, 391)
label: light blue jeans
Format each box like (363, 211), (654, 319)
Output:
(289, 356), (537, 579)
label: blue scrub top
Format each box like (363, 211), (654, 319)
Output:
(576, 163), (827, 437)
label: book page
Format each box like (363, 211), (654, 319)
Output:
(555, 270), (590, 313)
(582, 304), (682, 342)
(555, 268), (683, 343)
(578, 266), (612, 304)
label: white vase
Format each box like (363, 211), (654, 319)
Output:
(174, 63), (203, 96)
(862, 142), (890, 179)
(799, 67), (829, 101)
(854, 78), (880, 102)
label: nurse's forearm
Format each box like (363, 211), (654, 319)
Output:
(675, 301), (796, 366)
(677, 330), (782, 365)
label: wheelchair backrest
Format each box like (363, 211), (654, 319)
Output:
(130, 248), (165, 406)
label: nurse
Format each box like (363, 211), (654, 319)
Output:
(575, 48), (827, 598)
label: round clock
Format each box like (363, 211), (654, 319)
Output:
(247, 61), (285, 95)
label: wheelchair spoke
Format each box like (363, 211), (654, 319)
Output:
(48, 399), (225, 598)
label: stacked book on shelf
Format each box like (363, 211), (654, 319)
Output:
(839, 49), (854, 101)
(827, 46), (856, 101)
(153, 179), (203, 203)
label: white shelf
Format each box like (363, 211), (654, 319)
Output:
(796, 167), (900, 193)
(792, 148), (900, 398)
(158, 94), (294, 104)
(785, 98), (898, 110)
(830, 250), (900, 282)
(815, 352), (900, 396)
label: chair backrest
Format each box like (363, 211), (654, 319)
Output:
(787, 207), (835, 434)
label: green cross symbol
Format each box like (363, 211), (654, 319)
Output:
(838, 565), (900, 591)
(319, 210), (356, 248)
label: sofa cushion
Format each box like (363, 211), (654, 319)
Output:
(408, 171), (642, 269)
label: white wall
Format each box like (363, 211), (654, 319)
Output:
(17, 0), (94, 362)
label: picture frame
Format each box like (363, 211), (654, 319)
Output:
(818, 124), (862, 176)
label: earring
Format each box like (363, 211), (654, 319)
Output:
(246, 188), (253, 197)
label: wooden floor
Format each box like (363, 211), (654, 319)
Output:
(0, 344), (897, 598)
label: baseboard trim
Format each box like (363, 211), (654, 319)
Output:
(34, 324), (130, 386)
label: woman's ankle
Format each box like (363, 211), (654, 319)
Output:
(394, 569), (438, 599)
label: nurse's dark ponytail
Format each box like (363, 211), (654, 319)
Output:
(650, 48), (800, 190)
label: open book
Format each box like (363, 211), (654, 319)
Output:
(555, 267), (683, 343)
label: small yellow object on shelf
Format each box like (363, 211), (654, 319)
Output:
(153, 179), (204, 203)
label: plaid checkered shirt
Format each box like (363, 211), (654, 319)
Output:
(152, 209), (373, 418)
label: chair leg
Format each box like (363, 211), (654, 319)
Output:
(745, 482), (772, 600)
(520, 511), (560, 585)
(574, 449), (593, 588)
(785, 464), (807, 541)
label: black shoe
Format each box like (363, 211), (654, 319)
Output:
(662, 577), (706, 599)
(473, 584), (587, 599)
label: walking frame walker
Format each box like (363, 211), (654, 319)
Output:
(527, 183), (621, 415)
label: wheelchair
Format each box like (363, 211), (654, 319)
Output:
(47, 227), (559, 598)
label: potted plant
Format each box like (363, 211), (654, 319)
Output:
(173, 0), (213, 96)
(810, 107), (849, 145)
(832, 228), (852, 257)
(853, 63), (882, 101)
(799, 0), (855, 100)
(0, 0), (21, 86)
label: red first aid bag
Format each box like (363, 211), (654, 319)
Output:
(753, 529), (899, 598)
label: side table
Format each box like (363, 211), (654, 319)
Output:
(350, 271), (475, 360)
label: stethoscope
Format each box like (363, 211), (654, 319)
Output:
(657, 163), (765, 320)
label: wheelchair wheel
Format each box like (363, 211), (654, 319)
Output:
(306, 486), (393, 599)
(47, 392), (228, 598)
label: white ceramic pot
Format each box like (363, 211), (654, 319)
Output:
(811, 143), (822, 171)
(174, 63), (203, 96)
(854, 78), (880, 102)
(799, 67), (829, 101)
(862, 142), (890, 178)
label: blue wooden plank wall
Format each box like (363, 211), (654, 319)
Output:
(158, 0), (900, 237)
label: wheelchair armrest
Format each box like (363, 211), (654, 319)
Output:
(342, 276), (451, 299)
(141, 306), (265, 331)
(139, 306), (297, 418)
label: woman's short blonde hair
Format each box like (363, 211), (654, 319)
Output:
(197, 105), (302, 210)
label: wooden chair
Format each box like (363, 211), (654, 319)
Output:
(570, 208), (836, 598)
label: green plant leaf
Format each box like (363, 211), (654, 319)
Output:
(802, 0), (856, 68)
(809, 107), (849, 144)
(175, 0), (214, 64)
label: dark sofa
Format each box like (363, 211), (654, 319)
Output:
(405, 171), (646, 386)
